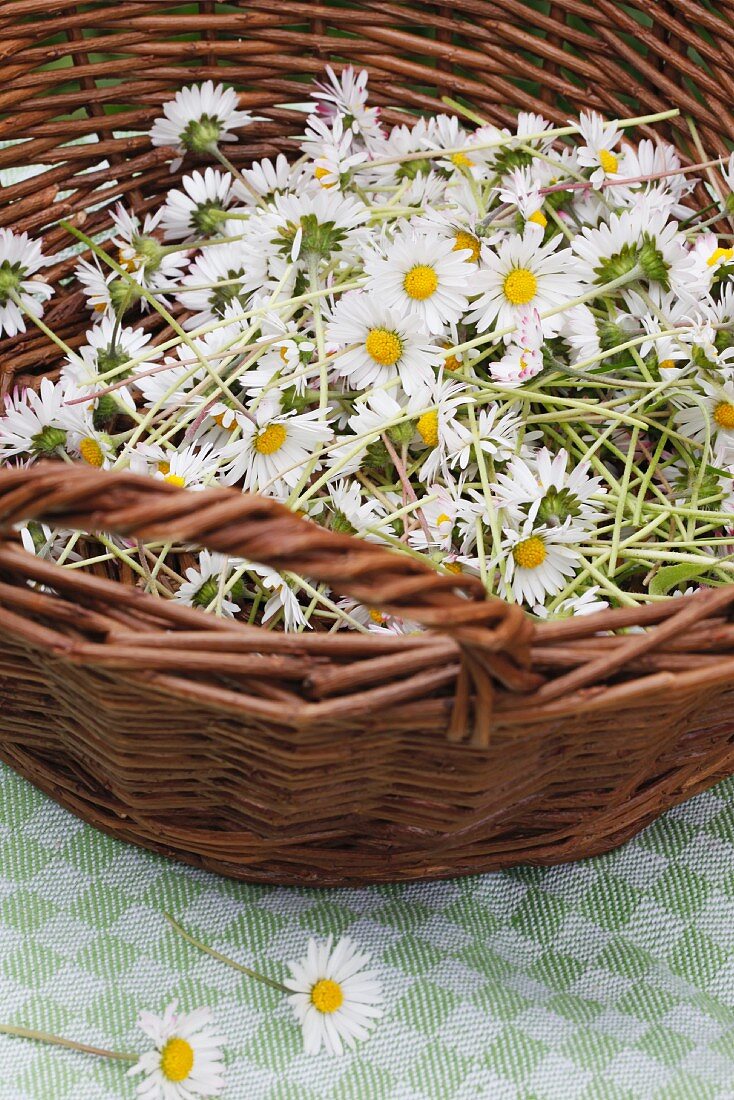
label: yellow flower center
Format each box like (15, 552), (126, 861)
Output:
(453, 230), (481, 262)
(311, 978), (344, 1013)
(417, 409), (439, 447)
(164, 473), (186, 487)
(451, 151), (473, 168)
(160, 1037), (194, 1083)
(117, 249), (139, 273)
(365, 327), (402, 366)
(443, 352), (460, 371)
(255, 423), (287, 455)
(503, 267), (538, 306)
(436, 512), (451, 526)
(598, 149), (619, 174)
(314, 165), (334, 189)
(403, 264), (438, 301)
(444, 559), (462, 574)
(707, 246), (734, 267)
(212, 410), (237, 432)
(93, 301), (107, 313)
(528, 209), (547, 228)
(79, 436), (104, 467)
(659, 359), (674, 372)
(513, 535), (547, 570)
(157, 461), (170, 474)
(714, 401), (734, 429)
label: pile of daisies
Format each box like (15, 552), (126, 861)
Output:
(3, 68), (734, 628)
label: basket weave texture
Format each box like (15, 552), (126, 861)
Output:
(3, 1), (734, 886)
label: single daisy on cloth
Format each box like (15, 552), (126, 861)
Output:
(128, 1000), (225, 1099)
(284, 935), (384, 1056)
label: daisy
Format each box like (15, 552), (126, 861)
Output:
(221, 402), (333, 497)
(326, 291), (442, 395)
(234, 154), (303, 206)
(576, 111), (624, 187)
(0, 229), (53, 338)
(364, 227), (475, 335)
(424, 113), (490, 179)
(174, 551), (244, 617)
(0, 377), (87, 461)
(285, 935), (383, 1056)
(412, 375), (471, 483)
(312, 65), (383, 147)
(264, 189), (368, 267)
(150, 81), (253, 170)
(67, 426), (117, 469)
(110, 204), (189, 297)
(498, 168), (548, 231)
(494, 448), (605, 530)
(535, 586), (609, 618)
(61, 315), (160, 414)
(301, 113), (367, 191)
(618, 137), (694, 217)
(248, 562), (307, 631)
(467, 232), (583, 338)
(176, 241), (266, 328)
(159, 168), (239, 241)
(128, 1000), (225, 1099)
(498, 519), (582, 608)
(490, 306), (545, 386)
(76, 256), (119, 316)
(447, 405), (526, 471)
(408, 484), (458, 551)
(131, 441), (221, 490)
(327, 479), (394, 541)
(674, 377), (734, 464)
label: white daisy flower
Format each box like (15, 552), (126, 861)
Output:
(447, 405), (525, 472)
(312, 66), (383, 147)
(494, 448), (605, 530)
(0, 377), (87, 461)
(408, 484), (458, 551)
(535, 585), (609, 618)
(285, 935), (383, 1056)
(301, 113), (368, 191)
(490, 306), (545, 386)
(247, 562), (306, 631)
(327, 479), (394, 542)
(498, 519), (582, 608)
(61, 315), (160, 414)
(159, 168), (239, 241)
(618, 137), (694, 217)
(150, 81), (253, 170)
(498, 167), (548, 231)
(176, 241), (266, 328)
(76, 256), (117, 316)
(221, 402), (332, 498)
(234, 154), (303, 205)
(0, 229), (53, 338)
(424, 113), (490, 179)
(131, 441), (221, 490)
(412, 375), (471, 483)
(674, 377), (734, 464)
(174, 551), (244, 617)
(576, 111), (624, 187)
(326, 290), (442, 396)
(364, 227), (475, 335)
(467, 232), (582, 339)
(128, 1000), (225, 1099)
(263, 189), (368, 268)
(110, 204), (189, 294)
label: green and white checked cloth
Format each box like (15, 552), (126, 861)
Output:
(3, 763), (734, 1099)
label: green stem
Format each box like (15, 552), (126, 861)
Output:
(0, 1025), (137, 1063)
(163, 914), (291, 995)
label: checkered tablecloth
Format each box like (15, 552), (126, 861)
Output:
(2, 761), (734, 1100)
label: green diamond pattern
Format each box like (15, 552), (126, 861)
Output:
(3, 763), (734, 1099)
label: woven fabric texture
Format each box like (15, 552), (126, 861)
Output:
(2, 762), (734, 1100)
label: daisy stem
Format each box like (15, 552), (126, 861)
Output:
(608, 424), (640, 577)
(365, 109), (680, 168)
(0, 1025), (137, 1063)
(9, 291), (83, 365)
(163, 914), (290, 995)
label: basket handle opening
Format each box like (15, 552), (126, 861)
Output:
(0, 464), (540, 744)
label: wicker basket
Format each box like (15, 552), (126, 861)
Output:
(3, 1), (734, 887)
